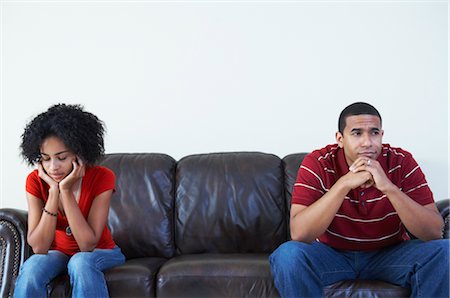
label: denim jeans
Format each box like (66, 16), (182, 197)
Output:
(14, 246), (125, 298)
(269, 239), (449, 298)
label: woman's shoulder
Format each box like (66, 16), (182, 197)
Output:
(26, 169), (40, 183)
(26, 169), (45, 199)
(84, 166), (116, 195)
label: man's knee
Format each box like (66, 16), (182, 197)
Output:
(422, 239), (449, 260)
(270, 241), (312, 269)
(432, 239), (449, 264)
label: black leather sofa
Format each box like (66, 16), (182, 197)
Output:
(1, 152), (448, 297)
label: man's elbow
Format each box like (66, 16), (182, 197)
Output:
(290, 229), (315, 243)
(428, 225), (444, 240)
(415, 224), (444, 241)
(428, 219), (445, 240)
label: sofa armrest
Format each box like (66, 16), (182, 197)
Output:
(0, 208), (31, 298)
(436, 199), (450, 239)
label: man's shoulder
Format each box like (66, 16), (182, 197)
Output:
(380, 144), (414, 161)
(307, 144), (340, 162)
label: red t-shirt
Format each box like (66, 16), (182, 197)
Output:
(292, 144), (434, 251)
(26, 166), (116, 256)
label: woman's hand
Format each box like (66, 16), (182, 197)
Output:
(37, 162), (59, 190)
(59, 156), (85, 192)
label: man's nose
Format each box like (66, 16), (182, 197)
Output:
(362, 133), (372, 146)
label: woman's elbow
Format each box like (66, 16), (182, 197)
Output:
(78, 243), (96, 252)
(27, 238), (49, 254)
(78, 238), (99, 252)
(31, 245), (49, 255)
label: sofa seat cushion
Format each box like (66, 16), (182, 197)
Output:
(157, 254), (279, 297)
(106, 258), (167, 297)
(324, 280), (410, 297)
(48, 257), (167, 298)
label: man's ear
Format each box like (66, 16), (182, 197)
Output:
(336, 131), (344, 148)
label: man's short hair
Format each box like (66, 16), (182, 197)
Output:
(338, 102), (382, 133)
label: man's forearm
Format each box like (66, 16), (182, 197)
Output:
(290, 181), (349, 243)
(384, 186), (443, 240)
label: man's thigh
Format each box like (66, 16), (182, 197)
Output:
(271, 241), (357, 286)
(360, 239), (449, 285)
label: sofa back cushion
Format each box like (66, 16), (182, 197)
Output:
(282, 153), (307, 240)
(100, 153), (176, 259)
(175, 152), (286, 254)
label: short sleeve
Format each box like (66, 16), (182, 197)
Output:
(399, 152), (434, 206)
(25, 170), (43, 199)
(91, 167), (116, 198)
(291, 153), (326, 206)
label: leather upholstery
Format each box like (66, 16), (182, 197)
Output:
(0, 208), (31, 298)
(0, 152), (448, 297)
(101, 153), (176, 259)
(157, 254), (277, 297)
(175, 152), (286, 254)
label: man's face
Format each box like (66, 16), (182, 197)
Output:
(336, 114), (383, 166)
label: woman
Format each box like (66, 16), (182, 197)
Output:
(14, 104), (125, 298)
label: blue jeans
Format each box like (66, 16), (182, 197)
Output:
(269, 239), (449, 298)
(14, 246), (125, 298)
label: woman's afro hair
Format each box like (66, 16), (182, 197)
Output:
(20, 104), (105, 166)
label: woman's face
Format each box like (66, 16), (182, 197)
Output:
(40, 136), (76, 182)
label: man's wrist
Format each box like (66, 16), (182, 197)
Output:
(334, 177), (353, 196)
(380, 182), (398, 196)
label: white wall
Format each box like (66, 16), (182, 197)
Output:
(1, 0), (448, 210)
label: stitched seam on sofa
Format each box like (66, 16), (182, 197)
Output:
(159, 276), (272, 279)
(0, 220), (21, 298)
(107, 277), (154, 283)
(0, 236), (6, 290)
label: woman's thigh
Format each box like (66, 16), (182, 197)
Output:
(68, 246), (125, 273)
(18, 250), (69, 283)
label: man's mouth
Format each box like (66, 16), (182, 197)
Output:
(359, 152), (376, 158)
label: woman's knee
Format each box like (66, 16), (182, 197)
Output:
(67, 252), (96, 275)
(16, 255), (55, 289)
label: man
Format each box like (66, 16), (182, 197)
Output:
(270, 102), (449, 297)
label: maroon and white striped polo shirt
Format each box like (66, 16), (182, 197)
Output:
(292, 144), (434, 251)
